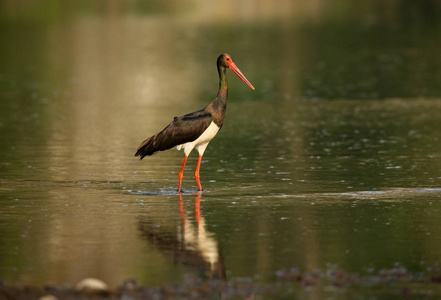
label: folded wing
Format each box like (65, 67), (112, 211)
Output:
(135, 109), (213, 160)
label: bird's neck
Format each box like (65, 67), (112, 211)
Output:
(206, 65), (228, 127)
(217, 65), (228, 100)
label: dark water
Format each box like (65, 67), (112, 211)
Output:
(1, 1), (441, 298)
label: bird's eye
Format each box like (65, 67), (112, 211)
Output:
(226, 57), (230, 61)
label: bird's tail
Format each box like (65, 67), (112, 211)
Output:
(135, 135), (159, 160)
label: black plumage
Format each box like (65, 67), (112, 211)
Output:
(135, 109), (212, 159)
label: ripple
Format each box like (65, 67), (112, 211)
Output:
(132, 189), (203, 195)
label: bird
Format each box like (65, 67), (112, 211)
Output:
(135, 53), (255, 192)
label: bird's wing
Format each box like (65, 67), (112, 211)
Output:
(157, 109), (213, 148)
(136, 109), (213, 158)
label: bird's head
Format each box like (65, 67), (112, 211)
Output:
(218, 53), (255, 90)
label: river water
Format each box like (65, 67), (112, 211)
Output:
(1, 1), (441, 298)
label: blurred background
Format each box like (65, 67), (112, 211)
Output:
(1, 0), (441, 297)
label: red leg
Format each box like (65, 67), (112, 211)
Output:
(195, 155), (203, 191)
(178, 156), (188, 192)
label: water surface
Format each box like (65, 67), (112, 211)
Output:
(1, 1), (441, 298)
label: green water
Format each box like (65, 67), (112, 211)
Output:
(1, 1), (441, 298)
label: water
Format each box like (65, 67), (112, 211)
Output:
(1, 1), (441, 298)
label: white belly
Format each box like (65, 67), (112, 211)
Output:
(177, 121), (220, 156)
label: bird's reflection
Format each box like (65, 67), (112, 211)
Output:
(138, 193), (225, 280)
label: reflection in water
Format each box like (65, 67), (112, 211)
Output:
(138, 193), (225, 280)
(2, 1), (441, 297)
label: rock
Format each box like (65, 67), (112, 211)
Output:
(38, 295), (58, 300)
(75, 278), (108, 294)
(119, 278), (139, 291)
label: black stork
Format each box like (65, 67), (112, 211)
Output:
(135, 53), (255, 192)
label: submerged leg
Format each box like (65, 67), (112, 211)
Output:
(178, 156), (188, 192)
(195, 155), (203, 191)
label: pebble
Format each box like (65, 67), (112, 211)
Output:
(38, 295), (57, 300)
(75, 278), (108, 294)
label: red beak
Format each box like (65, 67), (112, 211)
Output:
(228, 61), (255, 90)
